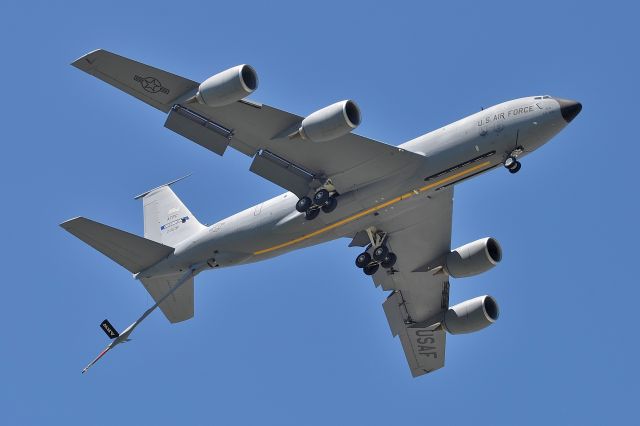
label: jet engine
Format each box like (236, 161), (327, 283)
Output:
(445, 237), (502, 278)
(195, 64), (258, 107)
(298, 100), (361, 142)
(443, 295), (499, 334)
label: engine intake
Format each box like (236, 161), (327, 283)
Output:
(443, 295), (499, 334)
(298, 100), (361, 142)
(195, 64), (258, 107)
(445, 237), (502, 278)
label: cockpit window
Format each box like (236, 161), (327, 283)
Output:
(534, 96), (542, 100)
(534, 95), (552, 100)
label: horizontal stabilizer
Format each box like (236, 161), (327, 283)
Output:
(71, 49), (199, 112)
(141, 273), (194, 323)
(60, 217), (174, 274)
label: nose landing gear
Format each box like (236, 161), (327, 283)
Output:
(504, 156), (521, 174)
(504, 145), (524, 174)
(355, 228), (397, 276)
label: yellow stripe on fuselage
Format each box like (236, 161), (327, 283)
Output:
(253, 161), (492, 256)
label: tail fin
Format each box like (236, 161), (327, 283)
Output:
(60, 217), (174, 274)
(135, 176), (206, 247)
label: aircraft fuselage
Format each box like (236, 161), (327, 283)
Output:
(139, 95), (574, 279)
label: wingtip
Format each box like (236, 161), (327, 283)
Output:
(59, 216), (84, 228)
(70, 49), (106, 70)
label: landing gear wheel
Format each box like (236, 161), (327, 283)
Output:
(305, 208), (320, 221)
(313, 189), (330, 206)
(321, 196), (338, 213)
(355, 252), (372, 269)
(504, 156), (521, 173)
(296, 196), (312, 213)
(381, 252), (397, 269)
(363, 263), (379, 276)
(373, 245), (389, 262)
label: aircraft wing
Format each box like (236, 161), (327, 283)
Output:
(366, 187), (454, 377)
(72, 49), (425, 198)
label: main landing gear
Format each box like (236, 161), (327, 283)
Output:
(354, 229), (397, 276)
(296, 188), (338, 220)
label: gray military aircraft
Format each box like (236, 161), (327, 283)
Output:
(63, 50), (581, 376)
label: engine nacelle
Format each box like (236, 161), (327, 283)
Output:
(445, 237), (502, 278)
(443, 295), (499, 334)
(195, 64), (258, 107)
(298, 100), (361, 142)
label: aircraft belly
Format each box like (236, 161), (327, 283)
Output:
(189, 127), (517, 266)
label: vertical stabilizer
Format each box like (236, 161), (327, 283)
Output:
(136, 179), (205, 247)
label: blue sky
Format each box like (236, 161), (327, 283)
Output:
(1, 1), (638, 424)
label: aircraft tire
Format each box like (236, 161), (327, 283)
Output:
(313, 189), (330, 206)
(381, 252), (397, 269)
(363, 263), (379, 276)
(321, 196), (337, 213)
(355, 252), (372, 268)
(508, 161), (522, 174)
(305, 208), (320, 220)
(373, 245), (389, 262)
(296, 196), (312, 213)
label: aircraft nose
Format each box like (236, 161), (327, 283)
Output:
(556, 98), (582, 123)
